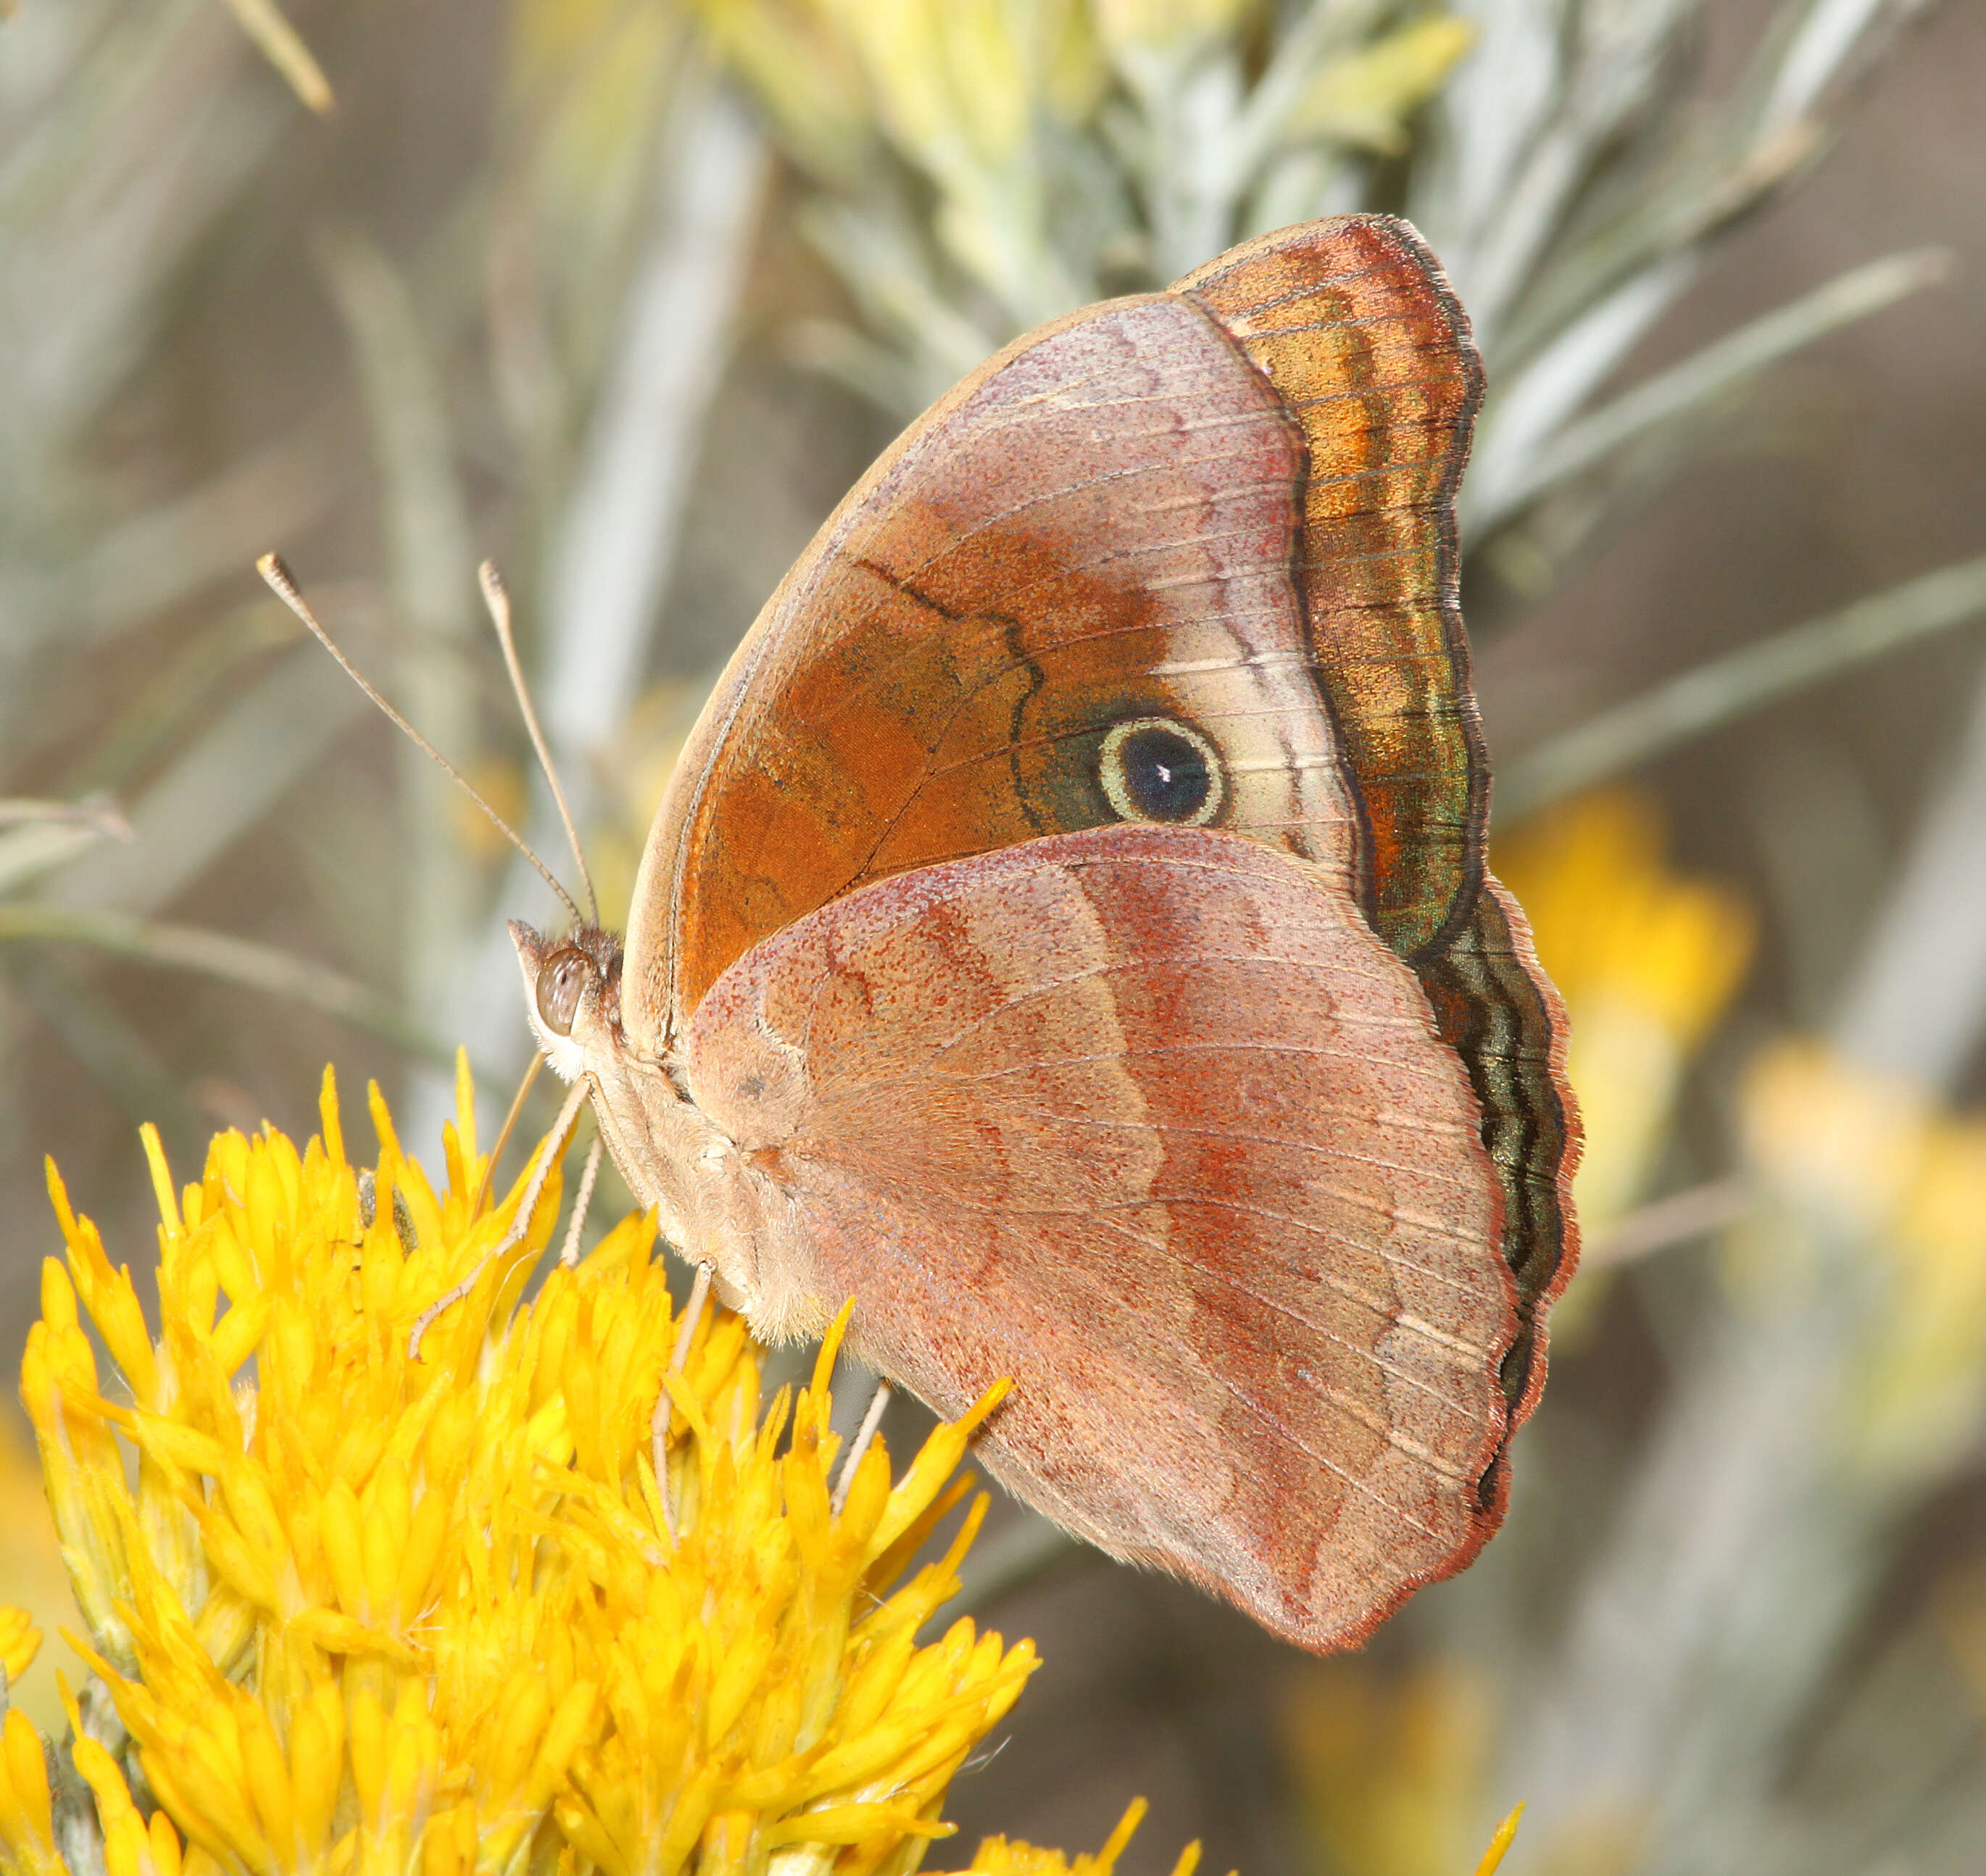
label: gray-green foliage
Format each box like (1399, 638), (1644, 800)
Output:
(4, 6), (1985, 1874)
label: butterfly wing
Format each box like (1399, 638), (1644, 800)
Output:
(1177, 220), (1577, 1450)
(1418, 878), (1578, 1461)
(1176, 215), (1484, 963)
(625, 286), (1369, 1043)
(681, 823), (1513, 1653)
(610, 212), (1579, 1616)
(1176, 216), (1581, 1453)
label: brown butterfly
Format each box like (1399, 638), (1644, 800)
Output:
(511, 215), (1579, 1655)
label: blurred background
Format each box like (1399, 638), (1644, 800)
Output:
(5, 1), (1986, 1872)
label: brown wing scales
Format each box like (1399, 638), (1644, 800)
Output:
(681, 823), (1516, 1653)
(1416, 875), (1582, 1475)
(615, 217), (1581, 1645)
(630, 293), (1368, 1042)
(1177, 215), (1487, 964)
(1179, 220), (1578, 1464)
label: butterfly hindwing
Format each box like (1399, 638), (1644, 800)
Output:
(681, 823), (1515, 1651)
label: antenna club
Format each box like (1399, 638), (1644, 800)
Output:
(259, 552), (304, 606)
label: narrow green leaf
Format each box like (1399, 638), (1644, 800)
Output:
(216, 0), (333, 115)
(0, 902), (447, 1062)
(1475, 246), (1947, 531)
(1499, 551), (1986, 820)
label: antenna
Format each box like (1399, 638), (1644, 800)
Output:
(470, 1053), (543, 1219)
(257, 553), (585, 930)
(477, 562), (599, 926)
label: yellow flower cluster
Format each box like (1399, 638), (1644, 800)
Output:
(0, 1614), (37, 1691)
(694, 0), (1472, 167)
(1501, 793), (1986, 1493)
(0, 1063), (1158, 1876)
(693, 0), (1105, 188)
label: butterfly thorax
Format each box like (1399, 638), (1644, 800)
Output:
(510, 917), (828, 1345)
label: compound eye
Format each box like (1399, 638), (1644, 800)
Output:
(1099, 717), (1224, 826)
(536, 947), (591, 1037)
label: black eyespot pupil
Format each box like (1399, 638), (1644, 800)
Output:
(1117, 725), (1211, 822)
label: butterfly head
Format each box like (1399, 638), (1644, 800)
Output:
(512, 920), (624, 1084)
(509, 915), (806, 1338)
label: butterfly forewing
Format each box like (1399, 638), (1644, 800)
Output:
(626, 292), (1370, 1045)
(1179, 216), (1487, 964)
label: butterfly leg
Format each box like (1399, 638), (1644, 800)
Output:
(557, 1132), (605, 1266)
(652, 1261), (713, 1536)
(406, 1077), (589, 1359)
(832, 1379), (894, 1514)
(470, 1055), (542, 1219)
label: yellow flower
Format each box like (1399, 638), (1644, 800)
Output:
(1740, 1040), (1986, 1484)
(0, 1614), (38, 1690)
(691, 0), (878, 183)
(1740, 1039), (1927, 1239)
(1, 1706), (64, 1876)
(1282, 1661), (1497, 1876)
(697, 0), (1105, 180)
(12, 1061), (1072, 1876)
(691, 0), (1100, 317)
(1287, 17), (1476, 157)
(939, 1798), (1198, 1876)
(823, 0), (1036, 178)
(1497, 791), (1754, 1238)
(1091, 0), (1257, 60)
(0, 1417), (78, 1743)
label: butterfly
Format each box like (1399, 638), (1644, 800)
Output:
(511, 214), (1579, 1655)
